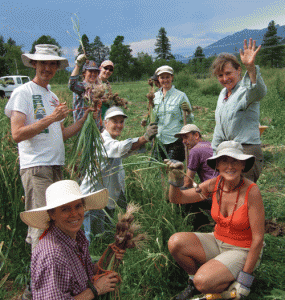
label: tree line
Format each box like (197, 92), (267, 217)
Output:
(1, 21), (284, 81)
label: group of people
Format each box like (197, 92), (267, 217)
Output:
(4, 37), (267, 300)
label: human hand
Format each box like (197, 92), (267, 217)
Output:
(164, 159), (184, 187)
(115, 248), (125, 261)
(93, 272), (119, 295)
(180, 102), (191, 113)
(240, 38), (261, 68)
(144, 122), (158, 141)
(51, 102), (69, 122)
(76, 54), (87, 67)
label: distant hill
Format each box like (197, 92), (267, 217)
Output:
(174, 24), (285, 62)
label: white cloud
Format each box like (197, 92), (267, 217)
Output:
(129, 38), (157, 56)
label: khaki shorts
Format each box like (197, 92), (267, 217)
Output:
(20, 165), (62, 250)
(195, 232), (263, 279)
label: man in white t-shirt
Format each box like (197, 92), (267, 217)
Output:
(5, 44), (91, 252)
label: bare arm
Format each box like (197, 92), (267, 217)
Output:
(183, 169), (196, 188)
(70, 64), (81, 77)
(242, 185), (265, 274)
(131, 136), (148, 150)
(169, 178), (213, 204)
(10, 104), (69, 143)
(61, 108), (92, 141)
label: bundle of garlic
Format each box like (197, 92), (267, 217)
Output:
(93, 203), (147, 299)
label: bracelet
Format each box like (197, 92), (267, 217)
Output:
(88, 280), (99, 299)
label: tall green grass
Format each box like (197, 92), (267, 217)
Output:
(1, 66), (285, 299)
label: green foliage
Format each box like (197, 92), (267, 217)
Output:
(2, 68), (285, 298)
(260, 21), (285, 68)
(154, 27), (174, 60)
(174, 69), (199, 91)
(200, 80), (222, 96)
(109, 36), (133, 81)
(90, 36), (110, 65)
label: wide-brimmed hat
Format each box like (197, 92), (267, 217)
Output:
(155, 65), (174, 76)
(207, 141), (255, 173)
(104, 106), (127, 121)
(174, 124), (200, 138)
(21, 44), (69, 70)
(100, 60), (114, 68)
(20, 180), (108, 230)
(83, 60), (100, 72)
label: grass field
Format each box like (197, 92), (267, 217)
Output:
(0, 67), (285, 299)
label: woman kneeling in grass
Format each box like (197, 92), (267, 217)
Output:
(20, 180), (123, 299)
(165, 141), (265, 300)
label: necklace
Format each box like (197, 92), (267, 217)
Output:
(217, 177), (245, 232)
(218, 177), (244, 193)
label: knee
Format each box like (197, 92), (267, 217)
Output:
(193, 274), (210, 293)
(168, 233), (183, 255)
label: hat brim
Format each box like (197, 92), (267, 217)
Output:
(20, 188), (108, 230)
(104, 112), (128, 120)
(207, 151), (255, 173)
(21, 53), (69, 70)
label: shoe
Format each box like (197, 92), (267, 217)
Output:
(174, 280), (200, 300)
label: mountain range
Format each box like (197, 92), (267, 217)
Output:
(174, 24), (285, 63)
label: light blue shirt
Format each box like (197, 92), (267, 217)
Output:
(212, 66), (267, 152)
(153, 86), (194, 144)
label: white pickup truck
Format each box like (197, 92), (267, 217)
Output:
(0, 75), (31, 98)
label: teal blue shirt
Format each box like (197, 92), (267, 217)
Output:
(212, 66), (267, 152)
(153, 86), (194, 144)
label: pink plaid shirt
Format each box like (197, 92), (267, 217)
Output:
(31, 225), (95, 299)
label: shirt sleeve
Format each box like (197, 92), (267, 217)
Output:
(32, 253), (75, 300)
(4, 87), (30, 118)
(68, 75), (85, 95)
(240, 65), (267, 107)
(187, 149), (200, 171)
(104, 136), (139, 158)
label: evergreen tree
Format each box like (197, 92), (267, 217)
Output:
(30, 35), (62, 55)
(154, 27), (174, 60)
(193, 46), (205, 62)
(260, 20), (285, 68)
(90, 36), (110, 65)
(109, 36), (133, 81)
(0, 36), (9, 76)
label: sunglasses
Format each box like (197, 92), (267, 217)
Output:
(103, 66), (114, 72)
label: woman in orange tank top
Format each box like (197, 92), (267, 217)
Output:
(165, 141), (264, 300)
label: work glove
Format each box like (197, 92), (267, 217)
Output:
(180, 102), (192, 113)
(76, 54), (87, 67)
(144, 122), (158, 141)
(164, 159), (184, 187)
(225, 271), (254, 299)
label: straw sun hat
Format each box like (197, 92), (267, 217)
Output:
(20, 180), (108, 230)
(207, 141), (255, 173)
(21, 44), (69, 70)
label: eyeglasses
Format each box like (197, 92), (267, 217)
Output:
(103, 66), (114, 72)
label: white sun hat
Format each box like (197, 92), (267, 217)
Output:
(21, 44), (69, 70)
(155, 65), (174, 76)
(20, 180), (108, 230)
(104, 106), (128, 121)
(174, 124), (200, 138)
(207, 141), (255, 173)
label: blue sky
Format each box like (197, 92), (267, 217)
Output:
(1, 0), (285, 66)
